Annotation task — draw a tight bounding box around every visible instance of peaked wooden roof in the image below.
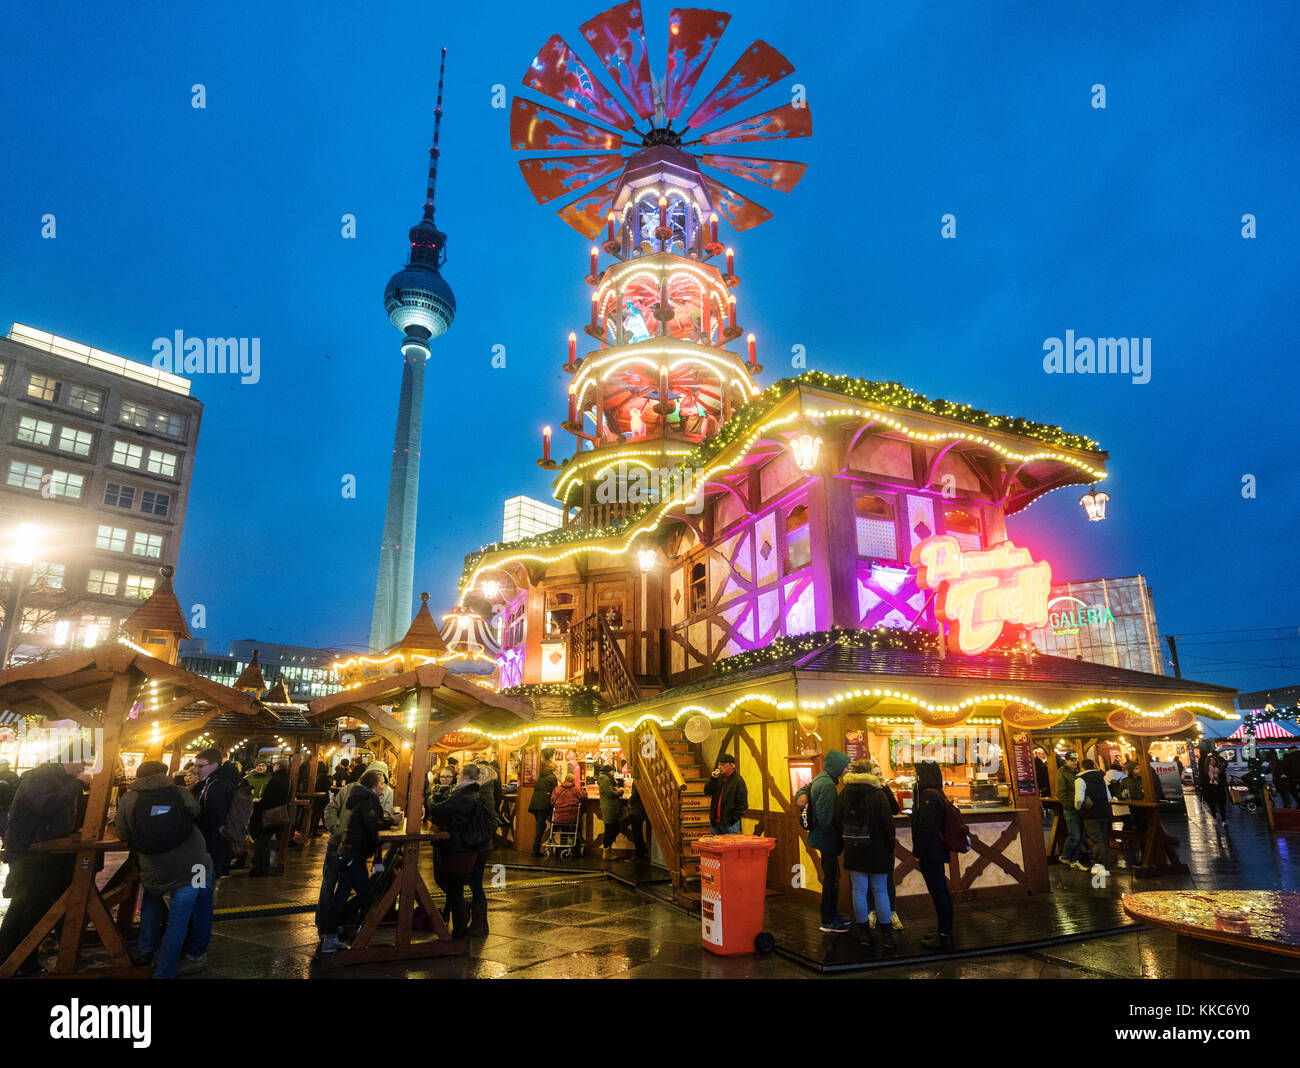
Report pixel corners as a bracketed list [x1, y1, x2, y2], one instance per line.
[263, 678, 293, 704]
[121, 567, 191, 640]
[234, 649, 267, 692]
[385, 593, 449, 656]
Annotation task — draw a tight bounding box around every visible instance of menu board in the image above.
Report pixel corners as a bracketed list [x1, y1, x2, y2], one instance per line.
[844, 730, 867, 762]
[1012, 732, 1038, 796]
[520, 747, 538, 788]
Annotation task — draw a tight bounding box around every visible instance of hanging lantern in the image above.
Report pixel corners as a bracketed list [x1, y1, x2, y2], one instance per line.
[636, 549, 656, 573]
[1079, 485, 1109, 521]
[790, 432, 822, 472]
[482, 580, 501, 601]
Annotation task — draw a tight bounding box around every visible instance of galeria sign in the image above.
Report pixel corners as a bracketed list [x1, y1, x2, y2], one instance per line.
[911, 536, 1051, 655]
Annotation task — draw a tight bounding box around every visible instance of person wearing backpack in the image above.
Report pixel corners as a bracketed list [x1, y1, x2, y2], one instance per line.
[911, 760, 955, 951]
[428, 764, 488, 939]
[834, 760, 898, 950]
[796, 749, 852, 934]
[320, 770, 398, 954]
[1055, 750, 1086, 872]
[114, 761, 214, 978]
[1073, 758, 1111, 876]
[528, 754, 559, 857]
[0, 758, 19, 842]
[0, 758, 89, 974]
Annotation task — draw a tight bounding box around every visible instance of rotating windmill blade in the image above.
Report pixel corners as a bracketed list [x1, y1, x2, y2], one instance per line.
[508, 3, 812, 235]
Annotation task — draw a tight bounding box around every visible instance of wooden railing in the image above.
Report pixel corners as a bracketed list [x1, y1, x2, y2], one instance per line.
[568, 613, 640, 707]
[631, 719, 685, 894]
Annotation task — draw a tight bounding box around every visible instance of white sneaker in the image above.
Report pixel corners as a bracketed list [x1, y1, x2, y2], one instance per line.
[867, 911, 877, 929]
[320, 934, 340, 954]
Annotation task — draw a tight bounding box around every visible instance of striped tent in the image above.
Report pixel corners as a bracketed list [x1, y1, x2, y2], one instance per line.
[1228, 719, 1297, 740]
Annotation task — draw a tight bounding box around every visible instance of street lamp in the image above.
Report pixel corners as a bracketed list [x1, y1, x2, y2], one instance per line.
[636, 549, 657, 573]
[1079, 486, 1109, 521]
[790, 432, 822, 473]
[1, 523, 43, 668]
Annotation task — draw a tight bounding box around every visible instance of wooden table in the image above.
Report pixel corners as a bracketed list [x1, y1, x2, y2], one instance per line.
[1124, 891, 1300, 978]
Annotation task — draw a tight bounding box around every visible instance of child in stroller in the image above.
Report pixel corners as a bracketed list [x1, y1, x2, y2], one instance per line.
[545, 775, 586, 858]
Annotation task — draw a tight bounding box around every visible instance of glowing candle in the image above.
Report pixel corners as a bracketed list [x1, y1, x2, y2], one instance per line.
[590, 246, 598, 277]
[568, 383, 577, 423]
[747, 333, 756, 364]
[726, 247, 734, 276]
[727, 295, 736, 329]
[709, 213, 718, 244]
[606, 212, 616, 243]
[542, 426, 552, 462]
[658, 196, 668, 229]
[568, 331, 577, 364]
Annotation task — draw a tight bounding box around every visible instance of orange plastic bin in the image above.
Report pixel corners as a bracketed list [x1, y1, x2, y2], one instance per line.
[695, 834, 777, 955]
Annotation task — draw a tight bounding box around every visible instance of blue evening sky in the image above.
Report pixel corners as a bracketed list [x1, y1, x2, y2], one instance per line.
[1, 1, 1295, 691]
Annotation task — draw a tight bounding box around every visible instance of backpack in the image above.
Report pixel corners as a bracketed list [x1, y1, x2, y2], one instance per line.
[221, 779, 254, 854]
[923, 789, 971, 853]
[1108, 777, 1128, 801]
[795, 784, 813, 831]
[462, 796, 497, 850]
[130, 786, 192, 854]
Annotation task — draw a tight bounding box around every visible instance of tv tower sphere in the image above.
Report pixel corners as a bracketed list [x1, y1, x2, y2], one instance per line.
[384, 218, 456, 347]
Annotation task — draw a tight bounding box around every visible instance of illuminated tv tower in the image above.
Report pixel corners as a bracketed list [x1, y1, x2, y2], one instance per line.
[370, 48, 456, 651]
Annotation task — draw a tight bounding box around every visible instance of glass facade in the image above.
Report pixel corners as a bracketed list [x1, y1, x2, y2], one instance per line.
[1028, 574, 1164, 674]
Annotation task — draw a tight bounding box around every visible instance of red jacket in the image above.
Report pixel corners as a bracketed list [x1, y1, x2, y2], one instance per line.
[550, 782, 585, 825]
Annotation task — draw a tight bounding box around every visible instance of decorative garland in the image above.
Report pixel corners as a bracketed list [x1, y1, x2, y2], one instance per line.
[500, 683, 598, 698]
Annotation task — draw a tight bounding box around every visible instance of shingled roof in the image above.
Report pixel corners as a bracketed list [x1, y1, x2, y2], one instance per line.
[385, 593, 448, 656]
[121, 566, 191, 639]
[234, 649, 267, 692]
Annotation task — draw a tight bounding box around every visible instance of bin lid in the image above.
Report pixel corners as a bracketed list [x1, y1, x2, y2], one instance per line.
[694, 834, 777, 854]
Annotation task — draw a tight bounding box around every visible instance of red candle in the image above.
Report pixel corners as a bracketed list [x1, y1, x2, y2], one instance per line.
[726, 247, 734, 276]
[568, 331, 577, 364]
[658, 196, 668, 228]
[590, 246, 598, 277]
[590, 293, 599, 329]
[709, 213, 718, 244]
[747, 333, 756, 364]
[606, 212, 616, 243]
[568, 384, 577, 423]
[542, 426, 552, 462]
[727, 295, 736, 329]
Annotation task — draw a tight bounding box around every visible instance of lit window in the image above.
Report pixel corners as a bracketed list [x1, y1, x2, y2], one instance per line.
[86, 569, 120, 595]
[79, 615, 111, 645]
[152, 411, 185, 437]
[104, 482, 135, 509]
[123, 574, 156, 599]
[112, 440, 143, 468]
[140, 490, 169, 516]
[32, 562, 65, 590]
[855, 495, 898, 560]
[57, 427, 94, 456]
[689, 562, 707, 613]
[17, 416, 54, 446]
[47, 471, 84, 500]
[27, 374, 59, 402]
[785, 505, 811, 572]
[131, 532, 163, 558]
[7, 460, 43, 490]
[944, 508, 982, 551]
[66, 385, 102, 415]
[119, 401, 149, 428]
[146, 449, 177, 477]
[96, 525, 128, 552]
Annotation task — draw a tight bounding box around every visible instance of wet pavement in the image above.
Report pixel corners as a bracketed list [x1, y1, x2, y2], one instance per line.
[1, 787, 1294, 978]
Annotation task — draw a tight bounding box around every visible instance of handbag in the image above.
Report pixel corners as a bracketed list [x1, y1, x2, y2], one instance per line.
[262, 804, 290, 827]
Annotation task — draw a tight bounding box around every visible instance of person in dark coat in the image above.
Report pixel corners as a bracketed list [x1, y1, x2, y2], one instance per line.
[912, 760, 954, 951]
[703, 753, 748, 836]
[1199, 752, 1229, 826]
[1074, 759, 1112, 873]
[191, 748, 240, 881]
[320, 770, 395, 954]
[0, 759, 88, 973]
[834, 761, 897, 949]
[528, 756, 559, 857]
[797, 749, 851, 934]
[331, 758, 350, 792]
[597, 763, 626, 858]
[114, 761, 213, 978]
[1034, 751, 1052, 796]
[466, 762, 499, 936]
[623, 780, 649, 860]
[428, 765, 484, 938]
[0, 758, 20, 842]
[249, 763, 291, 877]
[310, 762, 330, 837]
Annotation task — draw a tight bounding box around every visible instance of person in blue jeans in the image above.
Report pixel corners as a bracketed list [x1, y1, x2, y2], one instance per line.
[834, 760, 898, 950]
[704, 753, 747, 835]
[1055, 751, 1086, 871]
[114, 761, 214, 978]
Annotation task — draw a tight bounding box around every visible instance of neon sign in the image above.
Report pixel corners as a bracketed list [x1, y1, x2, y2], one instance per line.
[1047, 595, 1114, 635]
[911, 536, 1051, 655]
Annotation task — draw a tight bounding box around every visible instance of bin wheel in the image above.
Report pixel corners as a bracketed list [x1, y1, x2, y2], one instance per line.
[561, 849, 572, 858]
[1246, 802, 1258, 812]
[754, 931, 776, 955]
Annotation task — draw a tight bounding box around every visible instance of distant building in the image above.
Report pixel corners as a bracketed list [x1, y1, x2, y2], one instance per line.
[502, 495, 563, 542]
[1028, 574, 1164, 674]
[0, 323, 202, 660]
[1236, 683, 1300, 712]
[180, 639, 342, 700]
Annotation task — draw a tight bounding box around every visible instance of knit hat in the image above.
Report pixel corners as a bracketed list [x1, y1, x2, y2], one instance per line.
[367, 761, 390, 781]
[716, 754, 737, 766]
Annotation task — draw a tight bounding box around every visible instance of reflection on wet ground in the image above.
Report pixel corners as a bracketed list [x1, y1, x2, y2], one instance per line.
[0, 788, 1293, 977]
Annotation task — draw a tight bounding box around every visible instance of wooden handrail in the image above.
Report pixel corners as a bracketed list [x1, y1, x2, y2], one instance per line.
[597, 614, 639, 707]
[631, 719, 685, 892]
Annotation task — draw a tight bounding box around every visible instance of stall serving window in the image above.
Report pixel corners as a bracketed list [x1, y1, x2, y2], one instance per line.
[545, 591, 576, 636]
[855, 494, 898, 561]
[944, 507, 982, 551]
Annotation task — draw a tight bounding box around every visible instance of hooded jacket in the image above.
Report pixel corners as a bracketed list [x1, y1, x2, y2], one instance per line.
[703, 766, 748, 827]
[910, 762, 949, 865]
[805, 750, 850, 852]
[429, 782, 482, 854]
[2, 762, 85, 856]
[834, 771, 897, 874]
[549, 781, 585, 825]
[115, 772, 212, 894]
[339, 785, 388, 860]
[529, 761, 559, 814]
[193, 760, 243, 869]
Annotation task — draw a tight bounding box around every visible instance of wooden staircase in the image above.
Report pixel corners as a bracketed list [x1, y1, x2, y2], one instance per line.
[632, 721, 711, 907]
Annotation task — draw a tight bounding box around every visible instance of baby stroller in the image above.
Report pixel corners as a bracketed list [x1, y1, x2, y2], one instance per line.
[544, 818, 583, 859]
